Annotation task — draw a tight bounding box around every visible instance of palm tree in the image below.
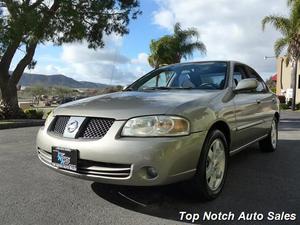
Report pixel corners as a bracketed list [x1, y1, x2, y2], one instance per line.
[172, 23, 207, 63]
[148, 23, 206, 68]
[148, 36, 175, 68]
[262, 0, 300, 110]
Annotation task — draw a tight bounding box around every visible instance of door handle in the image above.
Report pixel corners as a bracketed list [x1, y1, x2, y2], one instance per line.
[256, 100, 261, 104]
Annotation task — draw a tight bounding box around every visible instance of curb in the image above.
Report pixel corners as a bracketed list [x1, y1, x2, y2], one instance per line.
[0, 120, 45, 130]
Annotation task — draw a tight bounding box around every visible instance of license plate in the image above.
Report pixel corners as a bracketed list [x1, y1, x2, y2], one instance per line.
[52, 147, 78, 171]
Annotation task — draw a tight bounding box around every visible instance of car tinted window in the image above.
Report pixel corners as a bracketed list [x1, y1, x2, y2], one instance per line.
[246, 66, 268, 93]
[233, 64, 267, 93]
[233, 65, 247, 86]
[130, 62, 228, 90]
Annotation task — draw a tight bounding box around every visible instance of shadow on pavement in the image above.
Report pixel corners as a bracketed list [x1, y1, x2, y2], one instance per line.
[91, 139, 300, 225]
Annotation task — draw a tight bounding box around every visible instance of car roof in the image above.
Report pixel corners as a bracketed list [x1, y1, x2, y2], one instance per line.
[158, 60, 244, 69]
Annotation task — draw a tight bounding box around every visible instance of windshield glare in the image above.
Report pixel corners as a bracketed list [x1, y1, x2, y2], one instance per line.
[130, 62, 228, 91]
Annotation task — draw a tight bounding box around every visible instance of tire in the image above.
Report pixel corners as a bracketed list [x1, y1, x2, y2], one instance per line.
[259, 117, 278, 152]
[191, 129, 229, 201]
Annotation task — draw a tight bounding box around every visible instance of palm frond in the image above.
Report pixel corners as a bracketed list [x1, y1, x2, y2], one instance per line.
[148, 22, 206, 66]
[287, 0, 294, 6]
[173, 22, 182, 35]
[274, 37, 288, 57]
[287, 0, 300, 6]
[181, 42, 207, 59]
[261, 15, 291, 35]
[148, 54, 158, 68]
[180, 28, 200, 41]
[290, 0, 300, 29]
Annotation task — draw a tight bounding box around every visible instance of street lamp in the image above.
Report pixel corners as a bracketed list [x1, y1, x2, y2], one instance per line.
[265, 56, 284, 90]
[264, 56, 276, 60]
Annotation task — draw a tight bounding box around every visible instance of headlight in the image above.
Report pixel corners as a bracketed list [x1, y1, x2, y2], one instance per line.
[121, 116, 190, 137]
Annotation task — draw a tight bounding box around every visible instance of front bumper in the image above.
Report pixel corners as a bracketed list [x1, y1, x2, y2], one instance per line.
[36, 121, 207, 186]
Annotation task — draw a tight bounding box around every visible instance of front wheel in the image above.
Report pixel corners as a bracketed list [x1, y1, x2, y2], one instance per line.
[191, 130, 228, 201]
[259, 118, 278, 152]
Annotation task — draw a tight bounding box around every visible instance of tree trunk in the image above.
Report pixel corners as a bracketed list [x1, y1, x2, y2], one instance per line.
[0, 83, 24, 119]
[280, 58, 284, 89]
[291, 60, 298, 111]
[0, 42, 37, 119]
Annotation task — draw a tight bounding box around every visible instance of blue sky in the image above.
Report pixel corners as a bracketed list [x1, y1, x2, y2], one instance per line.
[121, 1, 166, 58]
[12, 0, 289, 85]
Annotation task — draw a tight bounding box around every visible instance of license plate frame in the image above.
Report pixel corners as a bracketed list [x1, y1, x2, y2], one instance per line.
[51, 147, 78, 171]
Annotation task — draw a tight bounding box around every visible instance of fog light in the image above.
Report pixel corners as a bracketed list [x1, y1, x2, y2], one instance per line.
[146, 167, 158, 179]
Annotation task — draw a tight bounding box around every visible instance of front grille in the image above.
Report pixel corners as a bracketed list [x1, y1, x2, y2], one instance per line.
[37, 149, 131, 179]
[80, 118, 115, 139]
[52, 116, 70, 136]
[49, 116, 114, 139]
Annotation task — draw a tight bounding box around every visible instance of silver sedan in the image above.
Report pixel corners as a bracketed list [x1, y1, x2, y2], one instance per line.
[36, 61, 279, 200]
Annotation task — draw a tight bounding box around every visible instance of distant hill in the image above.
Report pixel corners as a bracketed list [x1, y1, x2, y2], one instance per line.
[18, 73, 110, 88]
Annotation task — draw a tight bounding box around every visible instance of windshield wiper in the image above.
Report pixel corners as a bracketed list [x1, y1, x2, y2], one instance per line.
[142, 87, 172, 90]
[172, 87, 193, 89]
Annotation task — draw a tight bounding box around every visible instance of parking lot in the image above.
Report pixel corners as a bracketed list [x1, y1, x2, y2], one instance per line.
[0, 111, 299, 225]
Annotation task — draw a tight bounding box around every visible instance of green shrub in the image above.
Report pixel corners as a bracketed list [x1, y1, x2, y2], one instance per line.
[296, 103, 300, 110]
[24, 109, 44, 119]
[280, 103, 290, 110]
[0, 101, 26, 119]
[270, 87, 276, 93]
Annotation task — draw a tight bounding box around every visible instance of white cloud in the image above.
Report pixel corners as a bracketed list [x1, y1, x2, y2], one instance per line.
[153, 0, 289, 78]
[131, 52, 149, 65]
[44, 64, 59, 74]
[153, 9, 175, 30]
[61, 43, 129, 65]
[30, 35, 151, 85]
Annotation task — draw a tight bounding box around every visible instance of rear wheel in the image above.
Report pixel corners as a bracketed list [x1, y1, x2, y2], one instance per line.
[259, 118, 278, 152]
[191, 130, 228, 201]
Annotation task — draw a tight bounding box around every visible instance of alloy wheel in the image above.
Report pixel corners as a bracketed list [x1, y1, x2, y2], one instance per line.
[206, 139, 226, 191]
[271, 120, 277, 149]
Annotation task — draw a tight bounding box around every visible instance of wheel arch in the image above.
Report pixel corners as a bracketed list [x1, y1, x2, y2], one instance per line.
[207, 120, 231, 149]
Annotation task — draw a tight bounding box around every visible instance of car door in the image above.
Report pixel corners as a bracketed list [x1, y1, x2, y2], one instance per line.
[231, 64, 265, 149]
[245, 66, 276, 135]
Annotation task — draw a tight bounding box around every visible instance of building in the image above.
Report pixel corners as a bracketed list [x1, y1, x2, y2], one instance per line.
[271, 74, 277, 83]
[276, 57, 300, 103]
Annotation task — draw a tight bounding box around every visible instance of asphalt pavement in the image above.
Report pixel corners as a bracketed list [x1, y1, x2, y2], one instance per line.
[0, 111, 299, 225]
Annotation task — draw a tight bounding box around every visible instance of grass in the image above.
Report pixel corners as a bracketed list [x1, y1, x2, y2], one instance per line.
[32, 106, 57, 110]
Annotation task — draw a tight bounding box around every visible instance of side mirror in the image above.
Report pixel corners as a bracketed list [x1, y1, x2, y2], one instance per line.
[234, 78, 258, 92]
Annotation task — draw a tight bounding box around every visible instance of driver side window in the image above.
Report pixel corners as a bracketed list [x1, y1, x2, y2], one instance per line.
[233, 65, 267, 93]
[233, 65, 247, 87]
[246, 67, 268, 93]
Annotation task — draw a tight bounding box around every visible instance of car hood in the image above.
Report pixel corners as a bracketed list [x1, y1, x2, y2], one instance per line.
[54, 90, 221, 120]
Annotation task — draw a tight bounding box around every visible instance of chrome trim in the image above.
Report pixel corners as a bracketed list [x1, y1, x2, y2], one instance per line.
[170, 168, 196, 177]
[236, 120, 264, 131]
[37, 148, 132, 179]
[79, 165, 131, 172]
[230, 134, 268, 155]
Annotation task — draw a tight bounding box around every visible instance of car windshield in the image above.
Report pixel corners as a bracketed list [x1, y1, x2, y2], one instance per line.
[129, 62, 228, 91]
